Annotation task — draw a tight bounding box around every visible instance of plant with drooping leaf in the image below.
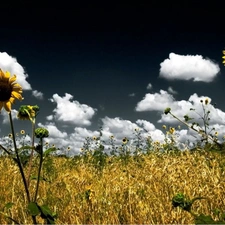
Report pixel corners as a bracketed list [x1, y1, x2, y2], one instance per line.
[0, 69, 57, 224]
[164, 98, 223, 150]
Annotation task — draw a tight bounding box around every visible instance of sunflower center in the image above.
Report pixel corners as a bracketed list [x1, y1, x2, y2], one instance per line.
[0, 81, 12, 101]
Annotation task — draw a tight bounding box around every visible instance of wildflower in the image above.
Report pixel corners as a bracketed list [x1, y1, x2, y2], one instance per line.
[67, 146, 71, 151]
[17, 105, 39, 120]
[34, 128, 49, 139]
[169, 127, 175, 134]
[205, 98, 209, 105]
[135, 128, 139, 132]
[110, 135, 114, 139]
[92, 136, 97, 140]
[177, 125, 181, 129]
[122, 137, 129, 144]
[215, 131, 218, 136]
[222, 50, 225, 65]
[80, 148, 84, 152]
[162, 125, 167, 129]
[20, 130, 25, 135]
[0, 69, 23, 112]
[8, 133, 12, 138]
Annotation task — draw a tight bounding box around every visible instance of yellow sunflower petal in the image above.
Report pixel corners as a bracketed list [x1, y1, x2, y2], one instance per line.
[9, 75, 17, 84]
[9, 97, 15, 104]
[223, 50, 225, 55]
[11, 91, 23, 100]
[4, 101, 12, 112]
[12, 83, 22, 89]
[12, 86, 23, 93]
[5, 71, 10, 79]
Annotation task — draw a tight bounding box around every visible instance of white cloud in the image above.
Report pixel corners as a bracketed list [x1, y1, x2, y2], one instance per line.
[0, 52, 32, 90]
[32, 90, 44, 100]
[159, 53, 220, 82]
[136, 119, 165, 142]
[168, 86, 177, 95]
[49, 93, 96, 126]
[0, 109, 18, 124]
[46, 115, 53, 121]
[135, 90, 174, 111]
[101, 117, 138, 139]
[146, 83, 152, 90]
[38, 122, 68, 138]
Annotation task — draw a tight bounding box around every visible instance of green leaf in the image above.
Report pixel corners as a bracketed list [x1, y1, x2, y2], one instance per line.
[39, 204, 57, 223]
[27, 202, 40, 216]
[4, 202, 14, 210]
[195, 213, 224, 224]
[18, 145, 35, 151]
[30, 175, 49, 182]
[43, 148, 57, 157]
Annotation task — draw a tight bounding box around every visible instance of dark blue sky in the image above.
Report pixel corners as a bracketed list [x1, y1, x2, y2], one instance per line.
[0, 3, 225, 154]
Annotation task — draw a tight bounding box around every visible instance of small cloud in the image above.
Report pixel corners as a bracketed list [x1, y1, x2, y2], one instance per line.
[0, 52, 32, 90]
[135, 90, 174, 111]
[159, 53, 220, 82]
[49, 93, 96, 126]
[168, 86, 178, 95]
[32, 90, 44, 100]
[146, 83, 152, 90]
[46, 115, 53, 121]
[1, 109, 18, 124]
[128, 93, 136, 97]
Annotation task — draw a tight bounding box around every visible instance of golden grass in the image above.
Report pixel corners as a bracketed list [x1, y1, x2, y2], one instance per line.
[1, 150, 225, 224]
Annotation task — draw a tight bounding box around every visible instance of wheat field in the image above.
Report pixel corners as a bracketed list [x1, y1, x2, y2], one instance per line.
[0, 149, 225, 224]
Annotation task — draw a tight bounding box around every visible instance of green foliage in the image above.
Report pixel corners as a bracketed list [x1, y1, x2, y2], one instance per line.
[28, 202, 57, 224]
[172, 193, 225, 224]
[164, 98, 223, 149]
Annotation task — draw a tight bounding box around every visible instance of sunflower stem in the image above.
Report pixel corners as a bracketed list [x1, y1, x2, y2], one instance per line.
[9, 112, 31, 202]
[9, 112, 38, 224]
[169, 111, 222, 148]
[27, 119, 35, 187]
[34, 137, 43, 202]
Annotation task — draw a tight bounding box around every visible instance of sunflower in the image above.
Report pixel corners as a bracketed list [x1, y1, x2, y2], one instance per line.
[222, 50, 225, 65]
[0, 69, 23, 112]
[122, 137, 129, 145]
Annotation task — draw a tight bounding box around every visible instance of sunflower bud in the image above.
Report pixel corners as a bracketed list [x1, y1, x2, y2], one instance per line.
[17, 105, 39, 120]
[164, 108, 171, 115]
[35, 128, 49, 139]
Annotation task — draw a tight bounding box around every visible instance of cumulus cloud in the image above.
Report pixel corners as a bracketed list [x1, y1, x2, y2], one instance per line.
[38, 122, 68, 138]
[0, 52, 32, 90]
[32, 90, 44, 100]
[135, 90, 174, 111]
[159, 53, 220, 82]
[49, 93, 96, 126]
[0, 109, 18, 124]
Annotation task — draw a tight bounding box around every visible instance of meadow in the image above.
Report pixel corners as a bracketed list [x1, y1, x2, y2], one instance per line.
[2, 67, 225, 224]
[1, 146, 225, 224]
